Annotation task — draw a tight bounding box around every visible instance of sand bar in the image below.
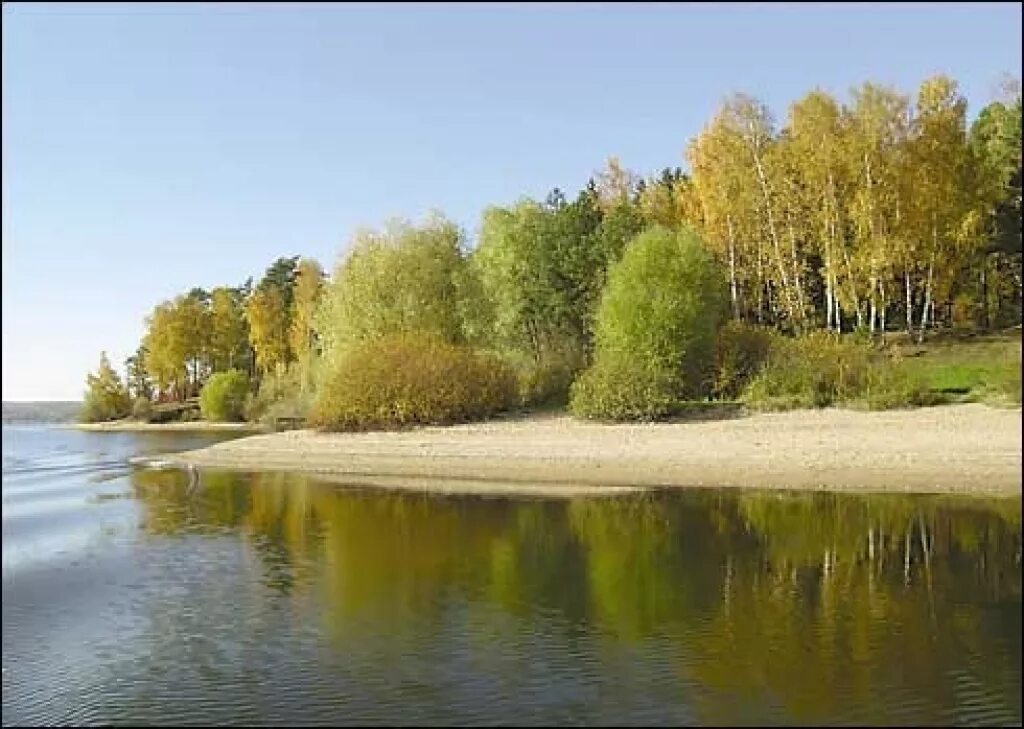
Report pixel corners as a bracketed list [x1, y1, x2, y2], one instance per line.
[157, 404, 1022, 497]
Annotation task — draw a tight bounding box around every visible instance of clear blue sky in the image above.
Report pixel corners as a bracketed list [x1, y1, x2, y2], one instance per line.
[3, 2, 1021, 400]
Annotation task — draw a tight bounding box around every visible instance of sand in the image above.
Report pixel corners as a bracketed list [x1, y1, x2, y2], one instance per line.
[159, 404, 1022, 497]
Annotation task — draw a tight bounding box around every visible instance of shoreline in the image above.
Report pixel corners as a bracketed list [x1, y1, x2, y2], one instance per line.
[69, 421, 268, 433]
[159, 404, 1023, 497]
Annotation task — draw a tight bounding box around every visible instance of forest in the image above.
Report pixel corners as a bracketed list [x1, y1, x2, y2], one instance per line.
[80, 76, 1022, 426]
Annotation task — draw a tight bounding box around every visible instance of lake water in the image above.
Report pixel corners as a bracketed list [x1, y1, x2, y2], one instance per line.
[2, 424, 1021, 726]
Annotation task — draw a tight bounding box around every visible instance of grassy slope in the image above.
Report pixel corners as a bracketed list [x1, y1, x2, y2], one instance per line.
[890, 328, 1022, 405]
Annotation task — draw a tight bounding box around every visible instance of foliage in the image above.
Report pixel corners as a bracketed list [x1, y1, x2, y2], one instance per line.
[99, 74, 1020, 422]
[743, 333, 872, 409]
[742, 332, 940, 410]
[124, 345, 152, 401]
[316, 215, 467, 365]
[310, 333, 517, 431]
[289, 258, 326, 393]
[572, 226, 727, 417]
[79, 352, 131, 423]
[685, 77, 1020, 339]
[969, 96, 1022, 328]
[246, 256, 301, 376]
[713, 321, 773, 399]
[199, 369, 250, 422]
[569, 357, 679, 421]
[507, 347, 586, 408]
[468, 182, 639, 405]
[131, 396, 154, 422]
[853, 365, 943, 410]
[243, 363, 318, 428]
[208, 287, 250, 373]
[247, 286, 291, 376]
[570, 226, 729, 420]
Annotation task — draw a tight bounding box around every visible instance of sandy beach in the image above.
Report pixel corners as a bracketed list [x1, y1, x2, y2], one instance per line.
[156, 404, 1024, 497]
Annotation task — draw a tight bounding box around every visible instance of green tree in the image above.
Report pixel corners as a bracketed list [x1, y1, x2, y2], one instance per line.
[471, 195, 605, 361]
[970, 94, 1022, 327]
[199, 369, 250, 422]
[315, 214, 466, 367]
[289, 258, 326, 392]
[570, 226, 729, 419]
[208, 286, 250, 373]
[79, 352, 131, 423]
[124, 345, 152, 401]
[260, 256, 300, 309]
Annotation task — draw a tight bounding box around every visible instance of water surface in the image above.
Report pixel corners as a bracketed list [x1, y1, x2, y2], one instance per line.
[3, 425, 1021, 725]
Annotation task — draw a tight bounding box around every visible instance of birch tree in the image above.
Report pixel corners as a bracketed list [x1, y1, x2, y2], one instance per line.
[904, 76, 974, 340]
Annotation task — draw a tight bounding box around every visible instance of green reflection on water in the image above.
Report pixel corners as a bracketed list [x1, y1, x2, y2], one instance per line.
[129, 468, 1022, 725]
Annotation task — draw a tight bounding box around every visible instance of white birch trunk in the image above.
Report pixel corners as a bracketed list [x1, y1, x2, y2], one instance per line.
[905, 269, 913, 336]
[879, 279, 887, 344]
[826, 272, 834, 332]
[751, 142, 795, 325]
[727, 215, 740, 321]
[918, 249, 936, 343]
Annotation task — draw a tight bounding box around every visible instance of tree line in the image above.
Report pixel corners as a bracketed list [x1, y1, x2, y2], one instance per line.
[81, 74, 1022, 423]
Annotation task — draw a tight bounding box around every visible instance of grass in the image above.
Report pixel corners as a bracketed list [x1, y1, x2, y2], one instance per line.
[888, 328, 1022, 406]
[742, 327, 1021, 412]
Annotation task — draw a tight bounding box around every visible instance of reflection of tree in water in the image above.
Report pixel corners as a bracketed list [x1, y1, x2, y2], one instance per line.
[683, 492, 1022, 725]
[132, 468, 252, 536]
[129, 472, 1021, 723]
[131, 469, 321, 596]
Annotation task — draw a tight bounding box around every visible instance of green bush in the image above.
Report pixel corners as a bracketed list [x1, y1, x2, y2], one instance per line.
[569, 357, 678, 421]
[713, 321, 772, 399]
[743, 332, 942, 411]
[199, 369, 250, 422]
[505, 348, 586, 408]
[854, 366, 944, 410]
[743, 332, 871, 410]
[310, 333, 518, 431]
[131, 397, 154, 422]
[569, 226, 729, 420]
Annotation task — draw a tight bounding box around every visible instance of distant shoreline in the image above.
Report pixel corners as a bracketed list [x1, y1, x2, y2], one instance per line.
[158, 404, 1023, 497]
[68, 421, 268, 433]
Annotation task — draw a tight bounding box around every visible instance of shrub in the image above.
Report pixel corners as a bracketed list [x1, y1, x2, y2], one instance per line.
[743, 332, 871, 410]
[743, 332, 944, 411]
[569, 357, 678, 421]
[713, 321, 772, 400]
[568, 226, 729, 420]
[505, 348, 586, 408]
[199, 369, 250, 422]
[131, 397, 154, 422]
[854, 366, 944, 410]
[310, 333, 518, 431]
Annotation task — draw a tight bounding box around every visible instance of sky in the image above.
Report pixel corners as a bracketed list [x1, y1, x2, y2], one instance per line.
[2, 2, 1021, 401]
